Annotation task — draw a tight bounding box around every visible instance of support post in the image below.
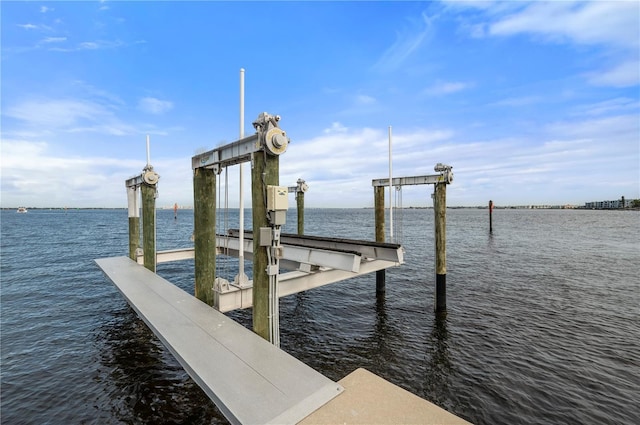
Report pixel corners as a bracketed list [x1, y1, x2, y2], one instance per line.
[296, 188, 304, 235]
[252, 152, 279, 341]
[489, 200, 493, 234]
[374, 185, 386, 293]
[141, 182, 157, 272]
[434, 183, 447, 313]
[193, 167, 216, 306]
[127, 186, 140, 261]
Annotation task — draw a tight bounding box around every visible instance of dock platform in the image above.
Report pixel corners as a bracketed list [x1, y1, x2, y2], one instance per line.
[301, 368, 471, 424]
[96, 256, 472, 424]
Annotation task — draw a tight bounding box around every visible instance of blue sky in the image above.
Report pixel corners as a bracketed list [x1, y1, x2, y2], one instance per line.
[2, 1, 639, 208]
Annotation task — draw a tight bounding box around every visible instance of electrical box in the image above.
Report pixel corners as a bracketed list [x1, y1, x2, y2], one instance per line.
[267, 186, 289, 211]
[259, 227, 272, 246]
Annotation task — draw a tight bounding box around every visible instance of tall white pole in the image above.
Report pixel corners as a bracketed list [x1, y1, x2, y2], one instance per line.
[146, 134, 151, 168]
[238, 68, 246, 284]
[388, 126, 393, 242]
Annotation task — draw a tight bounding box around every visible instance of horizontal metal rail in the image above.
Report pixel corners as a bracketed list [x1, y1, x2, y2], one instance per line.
[215, 258, 399, 312]
[218, 234, 362, 272]
[372, 174, 448, 187]
[192, 134, 259, 170]
[228, 230, 404, 263]
[125, 174, 144, 188]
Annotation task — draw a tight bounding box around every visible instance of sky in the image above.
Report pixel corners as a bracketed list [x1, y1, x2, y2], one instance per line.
[1, 1, 639, 208]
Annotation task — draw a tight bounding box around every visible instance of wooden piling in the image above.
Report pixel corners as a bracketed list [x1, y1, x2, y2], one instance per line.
[252, 152, 279, 341]
[296, 190, 304, 235]
[141, 182, 157, 272]
[374, 185, 386, 293]
[127, 186, 140, 261]
[434, 183, 446, 313]
[489, 200, 493, 234]
[193, 167, 216, 306]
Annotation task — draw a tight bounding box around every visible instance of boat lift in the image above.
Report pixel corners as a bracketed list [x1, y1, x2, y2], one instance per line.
[188, 112, 404, 346]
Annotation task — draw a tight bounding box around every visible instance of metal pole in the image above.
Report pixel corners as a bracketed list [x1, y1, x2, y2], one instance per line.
[434, 183, 447, 313]
[238, 68, 247, 286]
[374, 185, 386, 293]
[193, 167, 216, 306]
[388, 126, 393, 242]
[146, 134, 151, 168]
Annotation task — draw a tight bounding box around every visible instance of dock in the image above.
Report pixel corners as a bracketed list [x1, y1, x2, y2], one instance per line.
[96, 255, 472, 424]
[96, 256, 343, 424]
[109, 107, 467, 423]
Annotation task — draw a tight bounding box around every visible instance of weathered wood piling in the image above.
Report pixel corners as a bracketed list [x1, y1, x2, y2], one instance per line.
[296, 179, 306, 235]
[193, 167, 216, 306]
[251, 150, 279, 341]
[374, 185, 386, 294]
[434, 182, 447, 313]
[141, 177, 157, 273]
[489, 200, 493, 234]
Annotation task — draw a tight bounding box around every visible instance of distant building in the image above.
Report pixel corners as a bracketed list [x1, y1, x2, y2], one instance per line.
[585, 197, 627, 209]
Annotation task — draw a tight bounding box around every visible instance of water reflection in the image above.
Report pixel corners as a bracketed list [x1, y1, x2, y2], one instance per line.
[99, 307, 227, 424]
[424, 312, 455, 408]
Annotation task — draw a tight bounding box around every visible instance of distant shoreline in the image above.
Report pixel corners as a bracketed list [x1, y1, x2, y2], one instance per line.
[2, 206, 639, 211]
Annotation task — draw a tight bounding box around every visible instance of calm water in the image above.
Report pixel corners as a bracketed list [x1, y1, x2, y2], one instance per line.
[1, 208, 638, 424]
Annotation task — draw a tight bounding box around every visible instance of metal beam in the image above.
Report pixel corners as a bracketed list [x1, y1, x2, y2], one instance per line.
[215, 259, 399, 312]
[372, 174, 449, 187]
[149, 231, 404, 268]
[228, 230, 404, 264]
[217, 235, 362, 272]
[192, 134, 260, 171]
[125, 174, 144, 188]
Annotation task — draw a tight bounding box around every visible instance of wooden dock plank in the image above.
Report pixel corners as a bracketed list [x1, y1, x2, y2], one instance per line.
[95, 256, 343, 425]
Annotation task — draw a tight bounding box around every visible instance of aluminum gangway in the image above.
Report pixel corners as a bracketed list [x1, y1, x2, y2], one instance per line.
[96, 256, 343, 425]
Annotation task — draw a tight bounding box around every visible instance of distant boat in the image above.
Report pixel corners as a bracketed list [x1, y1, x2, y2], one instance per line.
[17, 207, 27, 213]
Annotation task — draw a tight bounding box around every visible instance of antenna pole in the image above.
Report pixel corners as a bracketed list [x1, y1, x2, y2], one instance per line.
[238, 68, 246, 285]
[388, 126, 393, 241]
[146, 134, 151, 168]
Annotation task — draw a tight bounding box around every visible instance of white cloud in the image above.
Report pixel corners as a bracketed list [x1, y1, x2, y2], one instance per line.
[41, 37, 67, 44]
[79, 42, 99, 50]
[18, 23, 39, 30]
[5, 99, 108, 127]
[453, 1, 639, 89]
[488, 95, 542, 107]
[279, 124, 457, 207]
[355, 94, 376, 105]
[2, 111, 637, 208]
[40, 6, 53, 13]
[0, 139, 142, 208]
[4, 97, 138, 137]
[138, 97, 174, 114]
[424, 81, 473, 95]
[488, 2, 639, 49]
[48, 39, 126, 52]
[587, 59, 640, 88]
[323, 122, 348, 134]
[572, 98, 640, 117]
[373, 12, 435, 72]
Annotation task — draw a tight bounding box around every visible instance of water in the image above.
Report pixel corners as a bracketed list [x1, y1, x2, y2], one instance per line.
[1, 208, 638, 424]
